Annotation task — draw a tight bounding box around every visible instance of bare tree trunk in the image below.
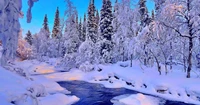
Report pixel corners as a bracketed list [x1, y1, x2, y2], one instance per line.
[156, 58, 161, 75]
[130, 54, 133, 67]
[150, 50, 161, 75]
[183, 56, 187, 72]
[170, 42, 173, 70]
[187, 38, 193, 78]
[165, 62, 168, 75]
[122, 47, 125, 62]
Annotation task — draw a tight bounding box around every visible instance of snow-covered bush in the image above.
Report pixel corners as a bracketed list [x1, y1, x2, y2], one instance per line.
[77, 40, 99, 66]
[17, 34, 33, 60]
[118, 61, 129, 68]
[60, 53, 77, 71]
[79, 61, 95, 72]
[27, 84, 47, 97]
[4, 63, 31, 79]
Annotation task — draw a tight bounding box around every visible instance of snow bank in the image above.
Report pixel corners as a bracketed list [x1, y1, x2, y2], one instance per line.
[0, 58, 79, 105]
[111, 93, 163, 105]
[39, 93, 79, 105]
[43, 60, 200, 104]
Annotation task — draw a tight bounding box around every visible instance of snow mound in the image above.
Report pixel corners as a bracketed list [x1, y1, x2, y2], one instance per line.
[39, 93, 79, 105]
[111, 93, 164, 105]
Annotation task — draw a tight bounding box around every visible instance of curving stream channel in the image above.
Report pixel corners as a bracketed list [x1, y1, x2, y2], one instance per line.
[58, 81, 194, 105]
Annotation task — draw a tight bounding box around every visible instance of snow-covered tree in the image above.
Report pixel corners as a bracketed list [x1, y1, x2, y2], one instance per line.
[32, 28, 49, 60]
[112, 0, 140, 63]
[95, 10, 100, 33]
[155, 0, 200, 78]
[52, 7, 60, 38]
[87, 0, 98, 43]
[151, 10, 155, 20]
[0, 0, 22, 65]
[43, 14, 50, 37]
[25, 30, 33, 45]
[81, 14, 87, 42]
[78, 18, 83, 42]
[99, 0, 114, 63]
[138, 0, 150, 26]
[58, 0, 81, 70]
[64, 0, 80, 55]
[17, 30, 33, 60]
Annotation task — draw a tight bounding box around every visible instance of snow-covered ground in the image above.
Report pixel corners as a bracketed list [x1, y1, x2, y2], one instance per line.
[0, 49, 79, 105]
[111, 93, 164, 105]
[1, 54, 200, 105]
[36, 59, 200, 105]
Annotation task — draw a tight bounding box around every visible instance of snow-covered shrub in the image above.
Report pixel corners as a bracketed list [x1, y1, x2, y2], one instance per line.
[27, 84, 47, 97]
[60, 53, 77, 71]
[118, 61, 129, 68]
[11, 93, 38, 105]
[4, 63, 31, 79]
[79, 61, 95, 72]
[17, 35, 33, 60]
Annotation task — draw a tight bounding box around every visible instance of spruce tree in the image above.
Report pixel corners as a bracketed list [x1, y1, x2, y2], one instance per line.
[99, 0, 114, 63]
[76, 13, 79, 29]
[139, 0, 149, 26]
[95, 10, 100, 33]
[82, 13, 87, 42]
[25, 30, 33, 45]
[87, 0, 97, 43]
[113, 0, 119, 33]
[79, 18, 83, 41]
[52, 7, 60, 38]
[151, 10, 155, 20]
[43, 14, 50, 38]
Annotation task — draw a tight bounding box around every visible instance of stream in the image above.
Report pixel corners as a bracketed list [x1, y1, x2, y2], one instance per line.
[58, 81, 195, 105]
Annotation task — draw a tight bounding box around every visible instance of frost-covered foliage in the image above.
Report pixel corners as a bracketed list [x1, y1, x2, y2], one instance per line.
[154, 0, 200, 78]
[77, 40, 99, 66]
[0, 0, 21, 65]
[27, 0, 39, 23]
[60, 0, 81, 69]
[64, 0, 80, 55]
[79, 61, 95, 72]
[0, 0, 38, 65]
[112, 0, 140, 63]
[25, 30, 33, 45]
[17, 31, 33, 60]
[32, 28, 49, 60]
[99, 0, 114, 63]
[87, 0, 98, 43]
[52, 7, 60, 38]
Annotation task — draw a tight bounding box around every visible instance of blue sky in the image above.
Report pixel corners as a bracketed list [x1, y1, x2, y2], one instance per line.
[20, 0, 155, 36]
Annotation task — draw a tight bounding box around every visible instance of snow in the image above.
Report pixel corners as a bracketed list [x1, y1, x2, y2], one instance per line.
[1, 45, 200, 105]
[0, 53, 79, 105]
[111, 93, 162, 105]
[39, 93, 79, 105]
[42, 59, 200, 105]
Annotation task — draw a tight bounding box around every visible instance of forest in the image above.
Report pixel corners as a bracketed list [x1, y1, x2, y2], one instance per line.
[0, 0, 200, 105]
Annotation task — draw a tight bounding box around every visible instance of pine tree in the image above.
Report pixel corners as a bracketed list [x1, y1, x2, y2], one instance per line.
[79, 18, 83, 41]
[139, 0, 149, 26]
[52, 7, 60, 38]
[87, 0, 97, 43]
[64, 0, 80, 54]
[25, 30, 33, 45]
[95, 10, 100, 33]
[113, 0, 119, 33]
[99, 0, 114, 63]
[43, 14, 50, 38]
[151, 10, 155, 20]
[76, 13, 79, 29]
[82, 13, 87, 42]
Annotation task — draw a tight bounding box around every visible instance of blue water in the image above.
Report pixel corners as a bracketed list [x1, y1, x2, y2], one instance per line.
[58, 81, 195, 105]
